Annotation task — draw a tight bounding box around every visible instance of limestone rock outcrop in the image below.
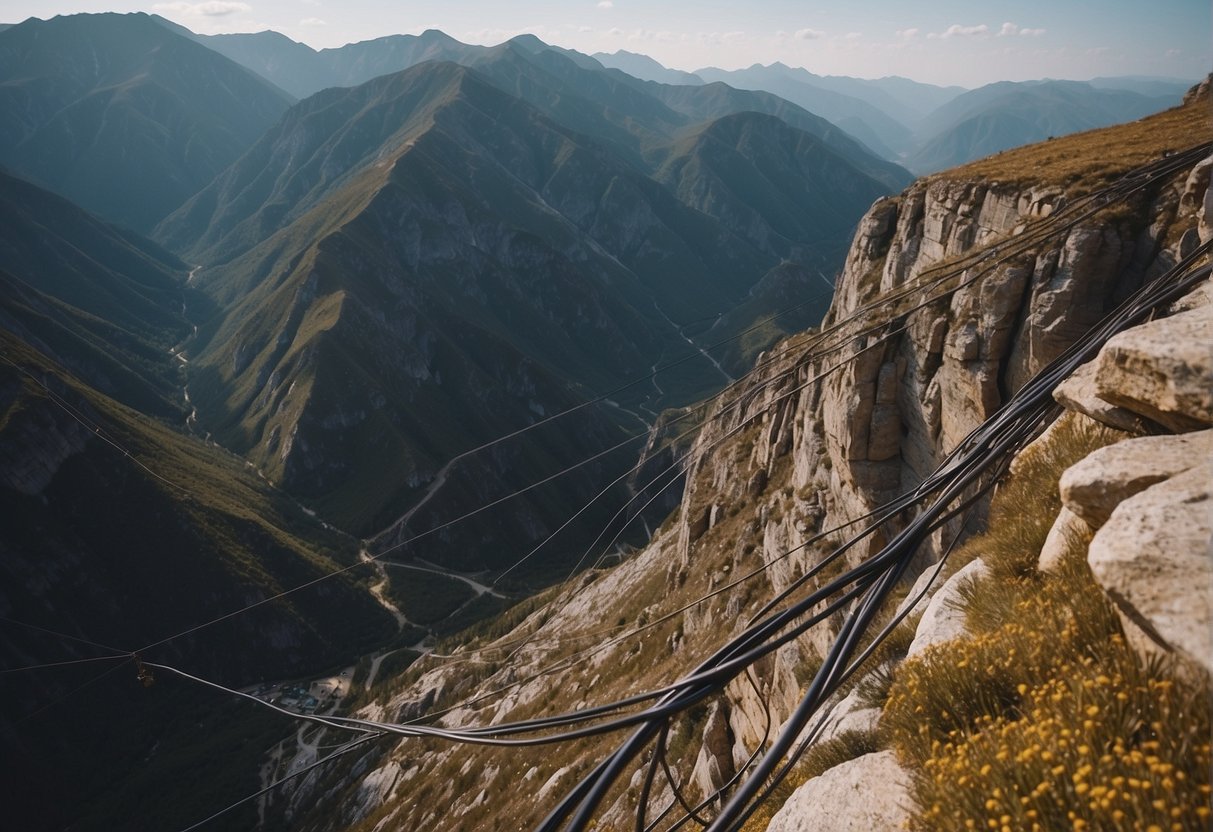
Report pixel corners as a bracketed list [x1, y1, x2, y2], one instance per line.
[1060, 430, 1213, 528]
[1092, 301, 1213, 431]
[1048, 277, 1212, 675]
[906, 558, 989, 657]
[1052, 361, 1149, 433]
[765, 750, 911, 832]
[1087, 465, 1212, 676]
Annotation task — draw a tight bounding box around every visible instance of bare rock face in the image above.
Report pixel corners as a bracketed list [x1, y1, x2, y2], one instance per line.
[814, 163, 1188, 541]
[1038, 507, 1094, 574]
[1182, 154, 1213, 243]
[1052, 361, 1149, 433]
[1086, 465, 1213, 677]
[812, 688, 882, 745]
[1059, 430, 1213, 528]
[906, 558, 988, 657]
[765, 750, 911, 832]
[691, 700, 736, 801]
[1093, 302, 1213, 431]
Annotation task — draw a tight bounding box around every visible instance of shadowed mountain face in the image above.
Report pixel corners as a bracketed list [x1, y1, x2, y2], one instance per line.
[0, 171, 395, 832]
[0, 12, 293, 231]
[0, 169, 190, 416]
[154, 46, 902, 566]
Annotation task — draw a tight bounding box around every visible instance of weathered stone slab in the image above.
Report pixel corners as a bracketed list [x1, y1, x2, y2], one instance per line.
[1093, 303, 1213, 431]
[766, 750, 911, 832]
[1038, 506, 1094, 574]
[1087, 465, 1213, 677]
[907, 558, 989, 657]
[1059, 430, 1213, 528]
[1053, 360, 1148, 433]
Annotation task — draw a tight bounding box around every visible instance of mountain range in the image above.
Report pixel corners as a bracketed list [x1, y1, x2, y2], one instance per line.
[150, 30, 907, 558]
[142, 14, 1191, 176]
[0, 13, 293, 231]
[905, 78, 1189, 172]
[0, 10, 1204, 831]
[590, 53, 1190, 173]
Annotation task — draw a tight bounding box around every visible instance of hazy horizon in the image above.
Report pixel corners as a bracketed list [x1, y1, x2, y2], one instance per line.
[4, 0, 1209, 88]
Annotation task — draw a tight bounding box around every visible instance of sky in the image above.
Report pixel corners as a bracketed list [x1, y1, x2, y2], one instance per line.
[5, 0, 1210, 87]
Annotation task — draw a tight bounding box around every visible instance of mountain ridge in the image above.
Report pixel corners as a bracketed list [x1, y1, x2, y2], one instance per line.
[151, 44, 905, 554]
[0, 12, 294, 231]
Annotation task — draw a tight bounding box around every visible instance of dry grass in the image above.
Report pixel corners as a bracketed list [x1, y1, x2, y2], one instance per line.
[884, 567, 1212, 832]
[937, 88, 1212, 195]
[975, 413, 1124, 581]
[879, 409, 1212, 832]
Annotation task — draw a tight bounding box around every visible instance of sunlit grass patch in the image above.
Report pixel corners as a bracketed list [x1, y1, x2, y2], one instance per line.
[880, 405, 1212, 831]
[938, 90, 1212, 196]
[888, 626, 1211, 832]
[973, 413, 1123, 580]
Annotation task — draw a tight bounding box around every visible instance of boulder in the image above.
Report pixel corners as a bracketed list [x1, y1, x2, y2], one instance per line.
[907, 558, 989, 657]
[1087, 465, 1213, 677]
[691, 701, 736, 800]
[1093, 303, 1213, 431]
[1053, 360, 1148, 432]
[1038, 507, 1094, 574]
[810, 688, 882, 746]
[1059, 430, 1213, 528]
[896, 561, 951, 619]
[765, 750, 911, 832]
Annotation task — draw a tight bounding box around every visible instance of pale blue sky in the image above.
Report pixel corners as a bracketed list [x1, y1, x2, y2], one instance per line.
[7, 0, 1210, 86]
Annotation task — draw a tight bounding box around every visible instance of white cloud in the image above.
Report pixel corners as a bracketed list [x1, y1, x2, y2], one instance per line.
[794, 27, 825, 40]
[843, 31, 862, 41]
[153, 1, 252, 16]
[928, 23, 990, 40]
[996, 22, 1046, 38]
[597, 0, 613, 8]
[896, 27, 919, 40]
[299, 16, 325, 25]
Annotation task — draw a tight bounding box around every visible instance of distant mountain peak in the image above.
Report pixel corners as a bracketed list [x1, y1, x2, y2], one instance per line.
[0, 11, 293, 230]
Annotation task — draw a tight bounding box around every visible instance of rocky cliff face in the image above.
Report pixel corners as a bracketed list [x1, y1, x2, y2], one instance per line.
[654, 140, 1209, 767]
[274, 93, 1211, 831]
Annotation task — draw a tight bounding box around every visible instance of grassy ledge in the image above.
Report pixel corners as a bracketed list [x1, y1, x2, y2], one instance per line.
[880, 414, 1213, 832]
